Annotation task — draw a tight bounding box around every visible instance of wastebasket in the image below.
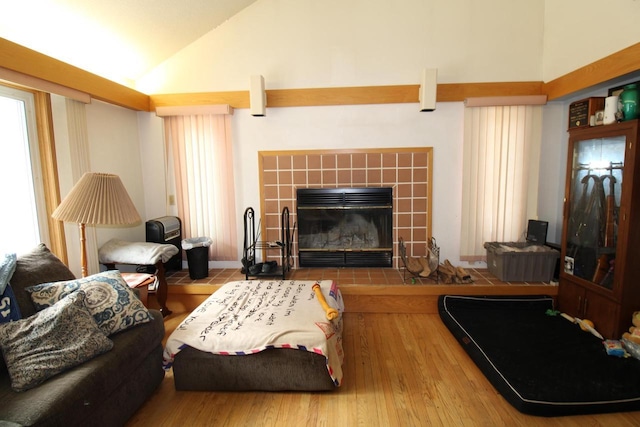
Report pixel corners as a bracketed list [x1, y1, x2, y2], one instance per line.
[182, 237, 212, 279]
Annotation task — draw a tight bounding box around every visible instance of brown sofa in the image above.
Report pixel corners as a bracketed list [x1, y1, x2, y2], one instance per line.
[0, 244, 165, 427]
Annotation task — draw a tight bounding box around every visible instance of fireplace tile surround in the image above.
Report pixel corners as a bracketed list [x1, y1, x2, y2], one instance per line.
[258, 148, 433, 270]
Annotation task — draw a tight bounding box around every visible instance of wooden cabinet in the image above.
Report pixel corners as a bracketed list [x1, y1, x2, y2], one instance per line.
[557, 120, 640, 339]
[557, 279, 620, 338]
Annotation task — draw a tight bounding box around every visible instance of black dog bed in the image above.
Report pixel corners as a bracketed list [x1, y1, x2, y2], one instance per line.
[438, 295, 640, 416]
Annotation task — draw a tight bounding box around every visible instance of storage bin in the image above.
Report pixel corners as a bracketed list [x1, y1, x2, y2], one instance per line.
[484, 242, 559, 282]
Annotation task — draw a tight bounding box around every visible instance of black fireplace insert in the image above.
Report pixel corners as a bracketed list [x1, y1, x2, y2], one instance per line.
[297, 187, 393, 267]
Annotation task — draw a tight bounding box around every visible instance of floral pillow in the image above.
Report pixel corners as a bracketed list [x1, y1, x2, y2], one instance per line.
[26, 270, 151, 336]
[0, 290, 113, 391]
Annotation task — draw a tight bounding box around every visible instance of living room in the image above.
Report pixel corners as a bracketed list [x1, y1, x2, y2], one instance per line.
[1, 1, 638, 277]
[1, 0, 640, 425]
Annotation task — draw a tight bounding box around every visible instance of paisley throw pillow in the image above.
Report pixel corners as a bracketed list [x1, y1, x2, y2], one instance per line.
[0, 290, 113, 391]
[26, 270, 151, 336]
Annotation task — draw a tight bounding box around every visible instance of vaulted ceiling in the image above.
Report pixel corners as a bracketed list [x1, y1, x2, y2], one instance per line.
[0, 0, 258, 86]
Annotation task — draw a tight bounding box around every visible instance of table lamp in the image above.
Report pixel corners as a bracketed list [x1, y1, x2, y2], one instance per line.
[52, 172, 141, 277]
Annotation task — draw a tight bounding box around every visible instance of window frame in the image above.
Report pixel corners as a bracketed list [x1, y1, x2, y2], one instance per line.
[1, 82, 66, 262]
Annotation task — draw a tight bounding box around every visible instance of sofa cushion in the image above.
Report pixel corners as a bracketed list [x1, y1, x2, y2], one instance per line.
[0, 290, 113, 392]
[0, 309, 165, 426]
[26, 270, 151, 336]
[9, 244, 76, 318]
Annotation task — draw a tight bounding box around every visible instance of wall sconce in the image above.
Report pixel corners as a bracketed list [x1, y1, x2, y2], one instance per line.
[419, 68, 438, 112]
[250, 75, 267, 116]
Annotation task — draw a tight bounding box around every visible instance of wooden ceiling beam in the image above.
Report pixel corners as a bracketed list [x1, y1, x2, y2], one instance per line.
[0, 38, 150, 111]
[3, 36, 639, 111]
[544, 42, 640, 101]
[150, 81, 545, 110]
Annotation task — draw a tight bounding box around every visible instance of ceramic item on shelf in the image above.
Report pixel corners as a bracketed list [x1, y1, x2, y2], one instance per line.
[603, 95, 620, 125]
[620, 84, 639, 121]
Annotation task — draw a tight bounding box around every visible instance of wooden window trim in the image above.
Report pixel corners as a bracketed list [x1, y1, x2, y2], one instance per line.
[33, 91, 67, 263]
[1, 82, 67, 263]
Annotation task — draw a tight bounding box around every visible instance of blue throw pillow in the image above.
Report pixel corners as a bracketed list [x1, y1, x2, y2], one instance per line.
[0, 285, 21, 324]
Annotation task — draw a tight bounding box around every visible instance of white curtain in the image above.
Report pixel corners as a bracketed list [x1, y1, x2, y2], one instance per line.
[163, 114, 238, 261]
[460, 105, 542, 262]
[64, 99, 97, 274]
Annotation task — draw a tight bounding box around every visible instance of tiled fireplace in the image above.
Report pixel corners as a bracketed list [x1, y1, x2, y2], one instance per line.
[258, 148, 433, 269]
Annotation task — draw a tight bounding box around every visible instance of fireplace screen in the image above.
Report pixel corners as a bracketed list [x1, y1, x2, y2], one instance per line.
[297, 187, 392, 267]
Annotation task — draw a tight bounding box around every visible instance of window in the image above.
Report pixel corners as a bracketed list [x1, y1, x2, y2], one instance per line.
[0, 86, 48, 254]
[0, 84, 65, 259]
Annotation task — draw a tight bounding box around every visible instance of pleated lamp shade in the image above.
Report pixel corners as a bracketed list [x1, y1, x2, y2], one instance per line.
[52, 172, 141, 225]
[53, 172, 140, 277]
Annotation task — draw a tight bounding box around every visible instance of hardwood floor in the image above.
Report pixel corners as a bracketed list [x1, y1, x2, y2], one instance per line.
[126, 310, 640, 426]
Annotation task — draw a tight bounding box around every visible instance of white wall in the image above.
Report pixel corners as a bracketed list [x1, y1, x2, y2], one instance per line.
[234, 102, 465, 262]
[84, 101, 147, 246]
[136, 100, 465, 266]
[52, 98, 147, 276]
[542, 0, 640, 82]
[137, 112, 169, 219]
[538, 102, 567, 244]
[137, 0, 545, 94]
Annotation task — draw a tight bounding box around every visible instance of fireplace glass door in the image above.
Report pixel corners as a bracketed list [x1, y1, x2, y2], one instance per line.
[297, 187, 392, 267]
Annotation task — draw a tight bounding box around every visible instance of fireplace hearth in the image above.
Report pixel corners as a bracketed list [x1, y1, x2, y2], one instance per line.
[297, 187, 393, 267]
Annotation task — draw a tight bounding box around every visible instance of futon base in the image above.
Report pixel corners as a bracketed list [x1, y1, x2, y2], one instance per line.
[173, 346, 336, 391]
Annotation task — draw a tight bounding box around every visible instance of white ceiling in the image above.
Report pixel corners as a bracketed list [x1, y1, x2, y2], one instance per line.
[0, 0, 258, 86]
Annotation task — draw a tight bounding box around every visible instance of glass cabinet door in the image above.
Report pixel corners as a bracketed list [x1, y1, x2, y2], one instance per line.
[565, 134, 625, 289]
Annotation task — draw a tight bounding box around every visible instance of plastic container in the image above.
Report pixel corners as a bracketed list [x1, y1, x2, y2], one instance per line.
[484, 242, 559, 282]
[182, 237, 212, 279]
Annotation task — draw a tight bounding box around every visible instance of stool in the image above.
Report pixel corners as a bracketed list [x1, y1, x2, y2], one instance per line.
[98, 239, 179, 316]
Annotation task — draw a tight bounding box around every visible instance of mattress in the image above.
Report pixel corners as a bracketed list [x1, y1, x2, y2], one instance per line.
[438, 294, 640, 416]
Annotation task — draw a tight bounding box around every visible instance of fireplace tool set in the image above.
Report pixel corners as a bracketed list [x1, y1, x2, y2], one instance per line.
[242, 206, 293, 280]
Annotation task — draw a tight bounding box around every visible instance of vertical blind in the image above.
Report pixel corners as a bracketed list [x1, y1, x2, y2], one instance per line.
[460, 105, 542, 262]
[163, 114, 238, 261]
